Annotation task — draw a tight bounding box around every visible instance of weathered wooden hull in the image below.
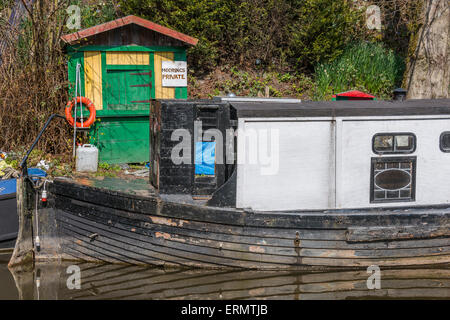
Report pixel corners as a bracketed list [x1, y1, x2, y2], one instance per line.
[15, 177, 449, 270]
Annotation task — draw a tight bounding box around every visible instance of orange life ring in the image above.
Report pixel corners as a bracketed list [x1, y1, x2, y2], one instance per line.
[65, 97, 96, 128]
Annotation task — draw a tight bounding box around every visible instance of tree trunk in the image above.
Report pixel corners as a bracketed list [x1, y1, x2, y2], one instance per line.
[404, 0, 449, 99]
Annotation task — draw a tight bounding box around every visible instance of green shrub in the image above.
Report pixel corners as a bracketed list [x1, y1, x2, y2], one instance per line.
[314, 42, 405, 100]
[287, 0, 364, 71]
[118, 0, 293, 74]
[118, 0, 234, 73]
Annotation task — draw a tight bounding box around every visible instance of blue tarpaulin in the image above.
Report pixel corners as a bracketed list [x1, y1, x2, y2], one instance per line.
[195, 142, 216, 175]
[0, 179, 16, 196]
[0, 168, 47, 196]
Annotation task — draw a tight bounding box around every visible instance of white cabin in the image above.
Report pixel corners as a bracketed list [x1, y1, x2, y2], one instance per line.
[232, 99, 450, 211]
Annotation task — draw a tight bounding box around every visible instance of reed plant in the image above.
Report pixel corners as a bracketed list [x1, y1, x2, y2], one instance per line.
[314, 42, 405, 100]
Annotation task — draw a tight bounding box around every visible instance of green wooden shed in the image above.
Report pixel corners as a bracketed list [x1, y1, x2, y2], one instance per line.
[62, 15, 198, 164]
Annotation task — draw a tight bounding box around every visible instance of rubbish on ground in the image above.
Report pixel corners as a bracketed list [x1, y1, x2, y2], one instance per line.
[124, 168, 149, 177]
[0, 160, 19, 180]
[36, 160, 50, 171]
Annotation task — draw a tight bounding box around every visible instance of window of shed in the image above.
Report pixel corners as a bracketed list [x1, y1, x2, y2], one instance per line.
[373, 133, 415, 154]
[440, 132, 450, 152]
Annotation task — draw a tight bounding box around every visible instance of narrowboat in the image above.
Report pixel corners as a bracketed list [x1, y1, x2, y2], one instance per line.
[9, 97, 450, 270]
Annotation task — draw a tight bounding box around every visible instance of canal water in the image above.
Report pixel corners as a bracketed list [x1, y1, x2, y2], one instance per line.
[1, 253, 449, 300]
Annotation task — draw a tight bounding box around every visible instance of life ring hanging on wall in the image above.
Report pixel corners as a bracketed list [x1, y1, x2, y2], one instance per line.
[65, 96, 96, 128]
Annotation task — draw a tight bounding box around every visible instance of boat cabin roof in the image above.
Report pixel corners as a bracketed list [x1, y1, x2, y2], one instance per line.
[231, 99, 450, 118]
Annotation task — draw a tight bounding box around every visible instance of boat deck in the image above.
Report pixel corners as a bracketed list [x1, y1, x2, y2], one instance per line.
[66, 175, 156, 198]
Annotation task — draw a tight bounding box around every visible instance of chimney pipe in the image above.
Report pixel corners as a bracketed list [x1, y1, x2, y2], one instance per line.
[393, 88, 407, 101]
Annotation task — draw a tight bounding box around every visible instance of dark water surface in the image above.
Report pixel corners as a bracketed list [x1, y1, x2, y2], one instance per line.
[1, 254, 449, 300]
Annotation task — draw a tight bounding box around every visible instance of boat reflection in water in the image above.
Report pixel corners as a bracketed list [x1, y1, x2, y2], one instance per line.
[6, 262, 450, 300]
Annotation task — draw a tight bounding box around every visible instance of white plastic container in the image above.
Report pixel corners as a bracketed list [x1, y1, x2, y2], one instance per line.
[76, 144, 99, 172]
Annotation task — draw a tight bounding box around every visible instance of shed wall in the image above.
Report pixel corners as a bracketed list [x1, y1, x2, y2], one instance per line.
[68, 47, 187, 164]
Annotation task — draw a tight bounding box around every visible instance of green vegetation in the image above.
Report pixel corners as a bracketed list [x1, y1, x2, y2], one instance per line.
[314, 42, 405, 100]
[119, 0, 408, 100]
[0, 0, 420, 159]
[118, 0, 367, 73]
[287, 0, 365, 70]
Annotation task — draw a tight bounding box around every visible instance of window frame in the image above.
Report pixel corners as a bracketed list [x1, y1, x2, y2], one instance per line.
[370, 156, 417, 204]
[372, 132, 416, 155]
[439, 132, 450, 153]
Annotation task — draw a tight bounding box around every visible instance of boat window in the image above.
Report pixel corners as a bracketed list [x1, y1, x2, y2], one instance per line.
[440, 132, 450, 152]
[373, 133, 415, 154]
[370, 157, 416, 203]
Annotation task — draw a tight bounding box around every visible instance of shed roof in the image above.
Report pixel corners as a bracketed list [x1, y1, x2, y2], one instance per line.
[61, 15, 198, 46]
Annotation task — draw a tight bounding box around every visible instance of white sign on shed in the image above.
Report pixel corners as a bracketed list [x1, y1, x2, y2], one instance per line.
[161, 61, 187, 87]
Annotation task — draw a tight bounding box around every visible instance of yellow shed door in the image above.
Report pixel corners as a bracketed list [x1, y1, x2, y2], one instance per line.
[154, 52, 175, 99]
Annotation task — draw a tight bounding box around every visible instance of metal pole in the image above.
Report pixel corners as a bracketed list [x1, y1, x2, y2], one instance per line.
[73, 63, 81, 158]
[19, 114, 66, 177]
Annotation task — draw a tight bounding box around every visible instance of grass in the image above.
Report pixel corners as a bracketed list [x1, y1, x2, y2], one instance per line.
[314, 42, 405, 100]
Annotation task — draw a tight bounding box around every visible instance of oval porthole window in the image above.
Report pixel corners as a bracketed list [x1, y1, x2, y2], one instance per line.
[370, 157, 416, 203]
[374, 169, 411, 191]
[373, 133, 416, 154]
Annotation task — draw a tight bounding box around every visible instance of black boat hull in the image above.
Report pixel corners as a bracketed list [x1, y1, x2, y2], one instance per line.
[9, 177, 448, 270]
[0, 194, 18, 250]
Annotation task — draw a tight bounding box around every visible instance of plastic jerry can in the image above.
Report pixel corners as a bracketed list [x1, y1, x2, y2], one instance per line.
[76, 144, 99, 172]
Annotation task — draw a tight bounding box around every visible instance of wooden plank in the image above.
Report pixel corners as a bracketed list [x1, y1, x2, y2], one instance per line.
[59, 206, 450, 260]
[300, 255, 450, 267]
[58, 214, 289, 269]
[56, 194, 450, 250]
[8, 178, 34, 267]
[84, 51, 103, 110]
[57, 206, 450, 271]
[347, 225, 450, 242]
[106, 52, 149, 65]
[154, 52, 175, 99]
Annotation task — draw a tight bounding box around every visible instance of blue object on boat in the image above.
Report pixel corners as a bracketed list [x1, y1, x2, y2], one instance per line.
[0, 168, 47, 196]
[195, 142, 216, 175]
[27, 168, 47, 178]
[0, 179, 16, 196]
